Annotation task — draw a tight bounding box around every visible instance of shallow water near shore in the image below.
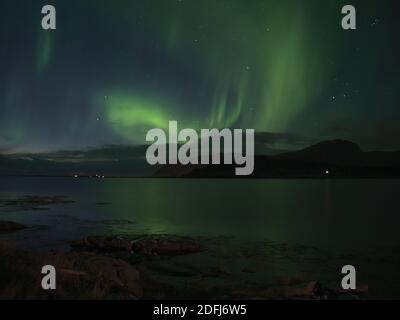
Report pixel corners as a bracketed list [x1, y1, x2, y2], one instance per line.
[1, 177, 400, 299]
[1, 177, 400, 253]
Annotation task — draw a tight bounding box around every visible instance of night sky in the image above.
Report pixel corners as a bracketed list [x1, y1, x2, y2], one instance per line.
[0, 0, 399, 153]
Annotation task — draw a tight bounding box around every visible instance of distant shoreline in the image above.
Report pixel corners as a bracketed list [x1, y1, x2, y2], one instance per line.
[1, 174, 400, 180]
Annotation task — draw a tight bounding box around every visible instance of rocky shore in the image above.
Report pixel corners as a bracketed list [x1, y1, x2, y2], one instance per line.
[0, 195, 74, 212]
[0, 221, 27, 234]
[0, 221, 372, 300]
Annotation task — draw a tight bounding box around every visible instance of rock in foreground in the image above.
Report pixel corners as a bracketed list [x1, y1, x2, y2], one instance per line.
[0, 221, 27, 234]
[71, 235, 208, 257]
[132, 236, 208, 256]
[71, 236, 133, 253]
[0, 241, 142, 300]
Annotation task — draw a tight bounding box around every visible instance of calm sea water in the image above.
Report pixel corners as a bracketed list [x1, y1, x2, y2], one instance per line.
[1, 177, 400, 253]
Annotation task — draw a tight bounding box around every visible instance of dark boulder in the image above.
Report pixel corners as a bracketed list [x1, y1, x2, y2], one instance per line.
[0, 241, 143, 300]
[0, 221, 27, 233]
[132, 236, 207, 256]
[71, 236, 133, 253]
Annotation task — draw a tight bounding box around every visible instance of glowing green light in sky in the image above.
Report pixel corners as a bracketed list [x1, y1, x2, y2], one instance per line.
[104, 94, 186, 143]
[36, 32, 51, 75]
[95, 0, 336, 144]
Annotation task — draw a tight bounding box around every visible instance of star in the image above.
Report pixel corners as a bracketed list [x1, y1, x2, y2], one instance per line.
[371, 18, 380, 27]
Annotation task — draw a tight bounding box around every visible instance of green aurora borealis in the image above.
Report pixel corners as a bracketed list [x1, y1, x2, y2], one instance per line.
[0, 0, 399, 151]
[101, 0, 335, 140]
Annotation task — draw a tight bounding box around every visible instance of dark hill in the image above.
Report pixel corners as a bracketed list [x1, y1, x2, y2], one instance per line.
[2, 140, 400, 178]
[276, 140, 364, 166]
[155, 140, 400, 178]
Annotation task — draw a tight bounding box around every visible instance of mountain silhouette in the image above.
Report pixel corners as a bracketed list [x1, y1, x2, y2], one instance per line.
[276, 140, 363, 166]
[156, 140, 400, 178]
[1, 140, 400, 178]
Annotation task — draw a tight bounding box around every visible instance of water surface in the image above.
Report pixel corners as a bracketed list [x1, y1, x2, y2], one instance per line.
[1, 177, 399, 253]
